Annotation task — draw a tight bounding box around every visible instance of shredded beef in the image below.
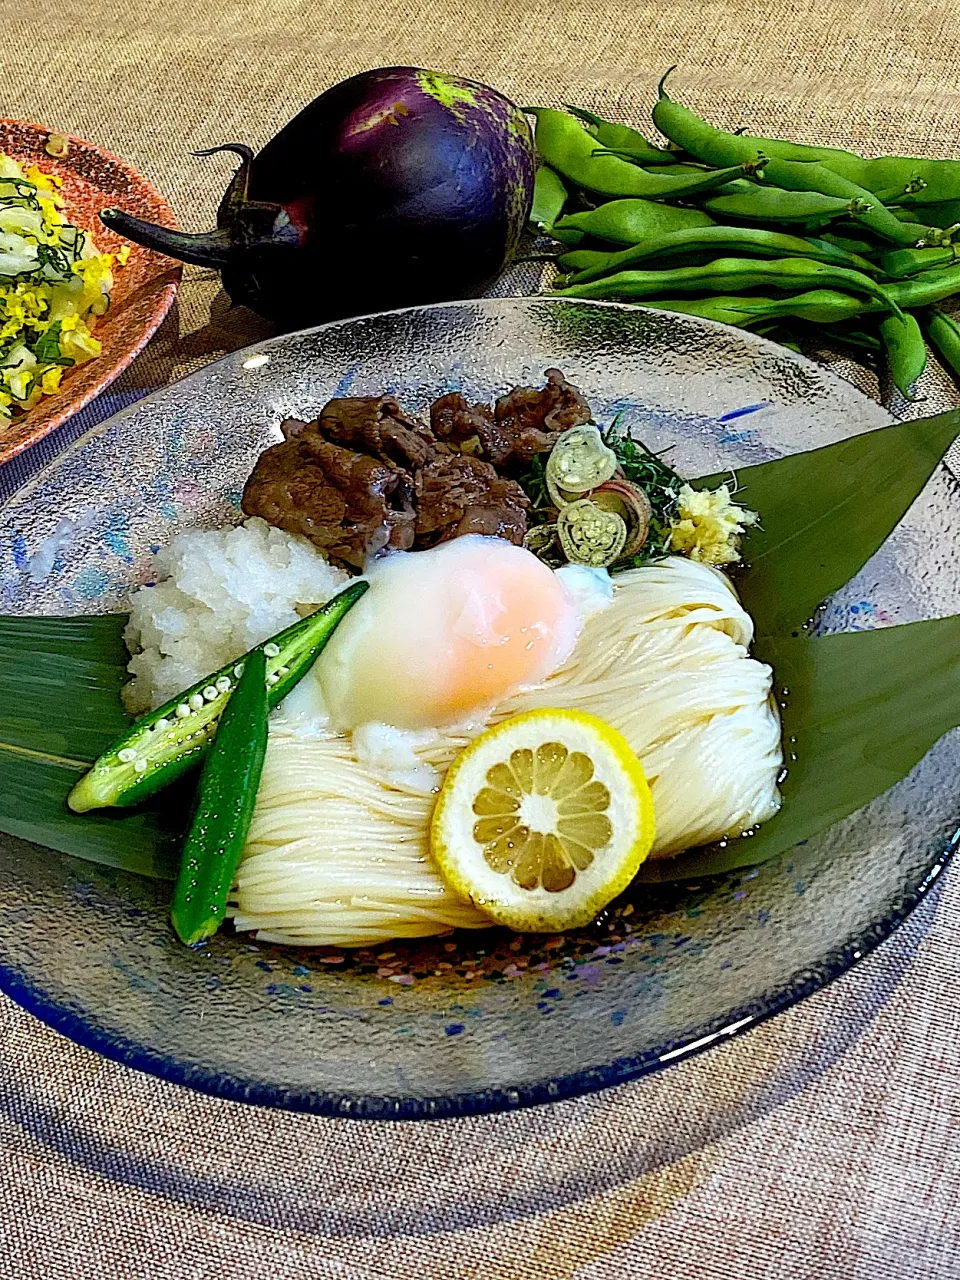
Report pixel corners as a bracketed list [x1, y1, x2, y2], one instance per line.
[415, 453, 529, 547]
[429, 370, 591, 470]
[241, 372, 590, 568]
[492, 367, 592, 465]
[429, 393, 514, 467]
[319, 396, 436, 470]
[241, 417, 417, 570]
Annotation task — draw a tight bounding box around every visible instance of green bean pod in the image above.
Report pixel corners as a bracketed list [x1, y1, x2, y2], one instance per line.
[652, 69, 960, 205]
[529, 107, 753, 200]
[556, 247, 626, 274]
[879, 312, 927, 397]
[556, 225, 881, 285]
[555, 198, 715, 245]
[879, 246, 960, 278]
[922, 307, 960, 379]
[700, 180, 866, 225]
[872, 179, 930, 204]
[530, 165, 569, 231]
[651, 77, 937, 246]
[564, 104, 677, 164]
[752, 323, 803, 352]
[551, 255, 899, 312]
[547, 225, 586, 246]
[892, 199, 960, 230]
[641, 290, 874, 325]
[885, 262, 960, 308]
[170, 647, 268, 947]
[818, 231, 885, 258]
[726, 290, 881, 324]
[598, 157, 707, 173]
[888, 220, 959, 246]
[639, 296, 774, 326]
[831, 159, 960, 204]
[826, 325, 883, 353]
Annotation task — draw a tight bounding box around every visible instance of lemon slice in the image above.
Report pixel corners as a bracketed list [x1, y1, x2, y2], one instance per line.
[431, 709, 655, 932]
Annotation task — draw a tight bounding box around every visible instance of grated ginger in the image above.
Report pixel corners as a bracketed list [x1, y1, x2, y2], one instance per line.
[666, 482, 759, 566]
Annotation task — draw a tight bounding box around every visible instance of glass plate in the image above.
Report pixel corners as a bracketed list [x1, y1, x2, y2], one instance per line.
[0, 297, 956, 1119]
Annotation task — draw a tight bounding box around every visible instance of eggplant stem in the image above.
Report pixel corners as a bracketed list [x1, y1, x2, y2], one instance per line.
[99, 209, 234, 268]
[192, 143, 255, 164]
[193, 144, 255, 218]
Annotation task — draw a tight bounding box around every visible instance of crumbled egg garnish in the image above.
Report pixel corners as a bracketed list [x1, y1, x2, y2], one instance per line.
[0, 152, 116, 428]
[666, 482, 759, 566]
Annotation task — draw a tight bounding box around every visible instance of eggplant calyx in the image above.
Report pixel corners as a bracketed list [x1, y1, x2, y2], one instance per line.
[192, 143, 255, 164]
[231, 202, 301, 251]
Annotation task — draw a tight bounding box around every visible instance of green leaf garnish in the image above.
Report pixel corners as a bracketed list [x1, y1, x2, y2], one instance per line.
[31, 321, 74, 367]
[692, 408, 960, 639]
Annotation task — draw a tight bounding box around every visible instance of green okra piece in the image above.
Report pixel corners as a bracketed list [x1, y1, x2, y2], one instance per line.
[170, 647, 268, 947]
[68, 580, 368, 813]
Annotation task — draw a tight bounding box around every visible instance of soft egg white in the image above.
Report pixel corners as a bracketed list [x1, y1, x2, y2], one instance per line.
[315, 536, 592, 732]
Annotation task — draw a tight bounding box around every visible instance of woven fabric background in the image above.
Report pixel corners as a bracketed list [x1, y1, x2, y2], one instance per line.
[2, 2, 960, 1275]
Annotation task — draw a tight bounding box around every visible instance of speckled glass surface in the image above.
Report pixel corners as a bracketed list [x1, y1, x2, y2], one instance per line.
[0, 297, 956, 1120]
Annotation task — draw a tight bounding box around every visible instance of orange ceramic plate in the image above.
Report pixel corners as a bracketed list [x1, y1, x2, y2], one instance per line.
[0, 119, 180, 463]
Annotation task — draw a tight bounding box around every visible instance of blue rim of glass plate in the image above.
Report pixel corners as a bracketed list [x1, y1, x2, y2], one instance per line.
[0, 838, 953, 1120]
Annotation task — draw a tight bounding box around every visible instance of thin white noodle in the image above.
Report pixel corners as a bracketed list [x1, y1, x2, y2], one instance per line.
[233, 558, 782, 947]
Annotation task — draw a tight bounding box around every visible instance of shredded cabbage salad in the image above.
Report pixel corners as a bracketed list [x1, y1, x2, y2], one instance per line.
[0, 152, 127, 429]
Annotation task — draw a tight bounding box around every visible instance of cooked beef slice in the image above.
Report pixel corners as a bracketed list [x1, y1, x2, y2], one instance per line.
[241, 418, 416, 569]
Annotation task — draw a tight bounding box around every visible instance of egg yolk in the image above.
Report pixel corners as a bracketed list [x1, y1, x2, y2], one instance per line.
[317, 536, 581, 731]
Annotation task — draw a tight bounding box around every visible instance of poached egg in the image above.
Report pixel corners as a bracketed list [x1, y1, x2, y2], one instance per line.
[316, 536, 602, 731]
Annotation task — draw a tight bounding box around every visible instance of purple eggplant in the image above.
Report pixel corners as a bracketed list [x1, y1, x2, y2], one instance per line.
[100, 67, 535, 327]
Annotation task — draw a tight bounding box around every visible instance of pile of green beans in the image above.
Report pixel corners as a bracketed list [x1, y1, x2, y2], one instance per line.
[530, 72, 960, 398]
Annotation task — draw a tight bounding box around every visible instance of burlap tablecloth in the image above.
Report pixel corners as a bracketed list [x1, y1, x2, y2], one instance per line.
[3, 4, 960, 1275]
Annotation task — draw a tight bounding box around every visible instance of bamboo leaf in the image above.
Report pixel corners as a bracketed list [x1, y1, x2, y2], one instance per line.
[638, 614, 960, 881]
[0, 613, 130, 758]
[692, 409, 960, 637]
[0, 752, 182, 879]
[0, 613, 181, 878]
